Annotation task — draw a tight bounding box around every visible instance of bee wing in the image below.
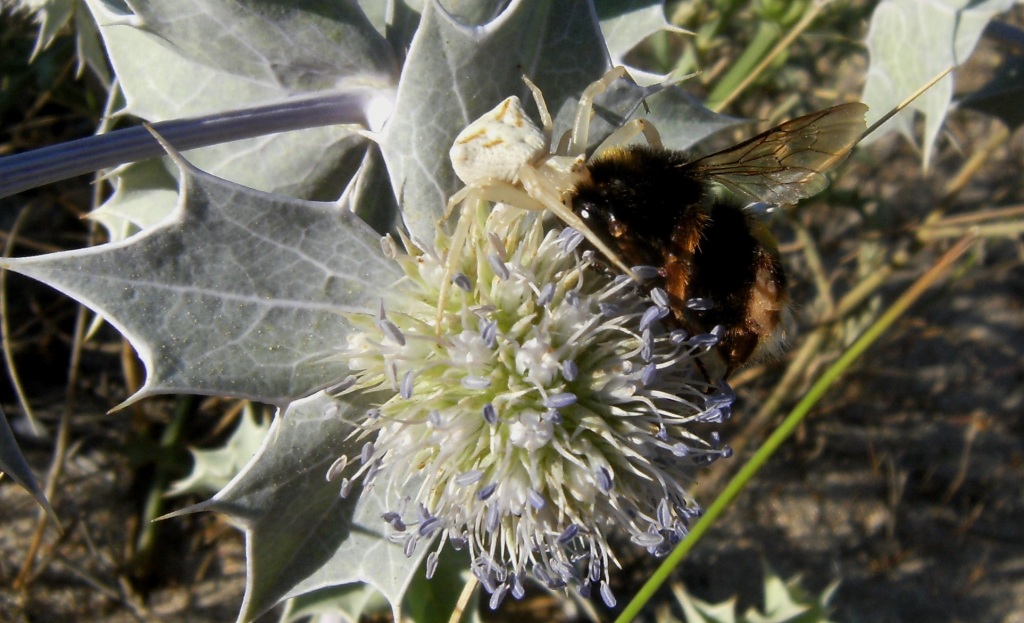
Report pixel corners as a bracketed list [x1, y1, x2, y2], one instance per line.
[683, 103, 868, 206]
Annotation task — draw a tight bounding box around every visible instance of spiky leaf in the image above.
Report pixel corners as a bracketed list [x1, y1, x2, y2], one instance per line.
[206, 391, 425, 623]
[1, 145, 399, 406]
[861, 0, 1020, 168]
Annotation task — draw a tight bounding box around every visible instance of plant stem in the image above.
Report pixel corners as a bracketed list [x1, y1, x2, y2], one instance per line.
[707, 20, 782, 110]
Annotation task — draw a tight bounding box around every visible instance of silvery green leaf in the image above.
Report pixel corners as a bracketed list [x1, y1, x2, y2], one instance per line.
[1, 144, 399, 406]
[671, 560, 838, 623]
[85, 0, 396, 120]
[89, 160, 179, 241]
[346, 146, 401, 236]
[368, 0, 424, 55]
[359, 0, 393, 36]
[74, 2, 112, 84]
[16, 0, 74, 59]
[168, 404, 271, 497]
[675, 586, 739, 623]
[79, 0, 399, 230]
[746, 560, 838, 623]
[126, 0, 395, 92]
[205, 391, 424, 623]
[861, 0, 1019, 169]
[639, 86, 740, 152]
[280, 583, 391, 623]
[0, 406, 60, 530]
[597, 0, 675, 66]
[14, 0, 111, 84]
[437, 0, 516, 24]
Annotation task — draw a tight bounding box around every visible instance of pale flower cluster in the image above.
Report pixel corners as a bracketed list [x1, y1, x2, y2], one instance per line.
[332, 203, 732, 607]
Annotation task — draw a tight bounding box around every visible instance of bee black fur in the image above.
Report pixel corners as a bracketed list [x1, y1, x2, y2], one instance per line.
[570, 103, 866, 378]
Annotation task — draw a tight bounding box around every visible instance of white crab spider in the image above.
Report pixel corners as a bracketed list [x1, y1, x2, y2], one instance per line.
[438, 67, 665, 323]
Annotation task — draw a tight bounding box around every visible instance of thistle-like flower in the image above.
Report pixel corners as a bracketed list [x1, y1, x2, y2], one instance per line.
[331, 203, 733, 608]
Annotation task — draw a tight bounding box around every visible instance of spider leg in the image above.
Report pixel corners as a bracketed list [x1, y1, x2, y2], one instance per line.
[568, 66, 631, 157]
[436, 181, 549, 331]
[439, 185, 475, 227]
[590, 118, 664, 159]
[518, 166, 639, 281]
[522, 76, 553, 149]
[455, 180, 549, 212]
[554, 131, 572, 156]
[436, 188, 479, 332]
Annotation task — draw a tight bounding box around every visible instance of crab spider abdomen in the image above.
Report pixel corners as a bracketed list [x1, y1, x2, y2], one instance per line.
[449, 96, 547, 186]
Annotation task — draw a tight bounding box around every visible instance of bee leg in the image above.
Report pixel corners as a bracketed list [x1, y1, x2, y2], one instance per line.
[694, 358, 714, 386]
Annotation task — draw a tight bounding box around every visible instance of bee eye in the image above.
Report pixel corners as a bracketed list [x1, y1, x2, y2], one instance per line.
[578, 205, 609, 225]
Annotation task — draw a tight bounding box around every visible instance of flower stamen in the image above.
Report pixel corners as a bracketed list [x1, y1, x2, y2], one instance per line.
[332, 204, 733, 604]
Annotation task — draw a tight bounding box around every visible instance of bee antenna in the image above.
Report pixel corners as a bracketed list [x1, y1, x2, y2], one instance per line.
[861, 66, 954, 141]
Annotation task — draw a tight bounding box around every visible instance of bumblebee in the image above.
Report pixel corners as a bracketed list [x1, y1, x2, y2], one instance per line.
[446, 68, 866, 377]
[571, 103, 867, 377]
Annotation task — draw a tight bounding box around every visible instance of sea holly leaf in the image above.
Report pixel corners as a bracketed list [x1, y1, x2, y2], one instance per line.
[346, 146, 402, 236]
[16, 0, 110, 84]
[362, 0, 424, 58]
[671, 560, 837, 623]
[745, 562, 838, 623]
[73, 2, 112, 84]
[597, 0, 678, 68]
[125, 0, 396, 92]
[438, 0, 518, 25]
[861, 0, 1020, 168]
[0, 406, 60, 530]
[676, 588, 739, 623]
[0, 143, 400, 406]
[640, 86, 739, 152]
[80, 0, 399, 229]
[280, 583, 392, 623]
[84, 0, 396, 120]
[168, 404, 271, 497]
[17, 0, 74, 59]
[89, 159, 179, 241]
[206, 391, 426, 623]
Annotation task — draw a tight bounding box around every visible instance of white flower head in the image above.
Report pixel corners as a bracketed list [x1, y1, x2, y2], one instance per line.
[332, 203, 733, 608]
